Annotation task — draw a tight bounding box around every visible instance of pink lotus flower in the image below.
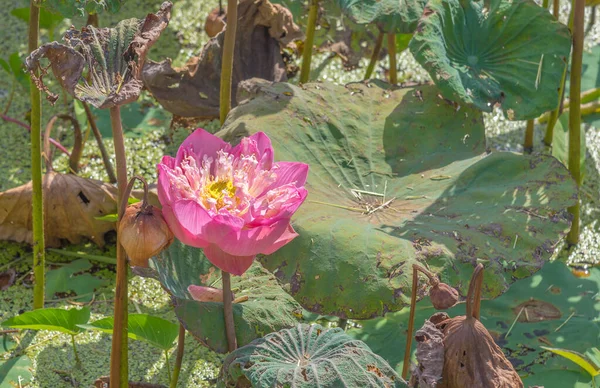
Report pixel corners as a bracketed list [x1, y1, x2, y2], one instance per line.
[157, 129, 308, 276]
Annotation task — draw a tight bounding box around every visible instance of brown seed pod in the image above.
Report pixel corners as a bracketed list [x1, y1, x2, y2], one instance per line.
[119, 202, 174, 267]
[205, 6, 226, 38]
[429, 281, 459, 310]
[436, 264, 523, 388]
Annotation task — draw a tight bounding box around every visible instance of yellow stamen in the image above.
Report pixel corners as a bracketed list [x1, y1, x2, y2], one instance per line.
[203, 179, 236, 209]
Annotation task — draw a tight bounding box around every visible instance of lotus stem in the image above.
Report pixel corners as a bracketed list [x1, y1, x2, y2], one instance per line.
[2, 114, 71, 156]
[553, 0, 559, 17]
[109, 106, 129, 388]
[338, 318, 348, 331]
[543, 57, 569, 145]
[586, 6, 596, 36]
[71, 334, 81, 366]
[222, 271, 237, 352]
[412, 263, 439, 286]
[540, 88, 600, 123]
[170, 324, 185, 388]
[29, 0, 45, 311]
[42, 114, 82, 174]
[568, 0, 584, 245]
[300, 0, 319, 84]
[164, 350, 172, 382]
[364, 31, 384, 80]
[86, 12, 99, 27]
[524, 120, 534, 153]
[543, 0, 549, 8]
[387, 33, 397, 84]
[3, 77, 16, 115]
[121, 175, 150, 216]
[401, 266, 419, 379]
[219, 0, 238, 125]
[83, 102, 117, 183]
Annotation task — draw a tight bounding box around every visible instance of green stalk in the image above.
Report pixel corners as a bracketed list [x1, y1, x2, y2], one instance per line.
[524, 120, 534, 153]
[543, 5, 573, 146]
[71, 334, 80, 366]
[387, 33, 397, 84]
[553, 0, 559, 17]
[109, 106, 129, 387]
[364, 31, 385, 80]
[170, 324, 186, 388]
[222, 271, 237, 352]
[29, 0, 45, 310]
[300, 0, 319, 84]
[402, 266, 419, 379]
[82, 102, 117, 183]
[164, 350, 172, 382]
[543, 0, 549, 8]
[219, 0, 238, 125]
[567, 0, 584, 245]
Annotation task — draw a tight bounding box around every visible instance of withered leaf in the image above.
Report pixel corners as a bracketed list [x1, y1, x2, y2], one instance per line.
[0, 269, 16, 291]
[142, 0, 302, 118]
[411, 319, 445, 388]
[0, 172, 118, 248]
[25, 2, 172, 109]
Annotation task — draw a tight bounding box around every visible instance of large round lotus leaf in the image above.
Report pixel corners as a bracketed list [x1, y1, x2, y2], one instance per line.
[144, 239, 302, 353]
[217, 80, 577, 319]
[336, 0, 426, 33]
[409, 0, 571, 120]
[347, 262, 600, 387]
[219, 323, 405, 387]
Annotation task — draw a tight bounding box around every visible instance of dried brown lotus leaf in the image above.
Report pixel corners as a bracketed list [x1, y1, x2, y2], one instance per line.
[0, 171, 118, 247]
[142, 0, 303, 118]
[25, 2, 172, 108]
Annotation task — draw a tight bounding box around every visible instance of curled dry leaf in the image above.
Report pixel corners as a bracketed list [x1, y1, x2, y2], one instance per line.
[414, 265, 523, 388]
[25, 2, 172, 108]
[142, 0, 303, 118]
[205, 6, 226, 38]
[0, 171, 118, 247]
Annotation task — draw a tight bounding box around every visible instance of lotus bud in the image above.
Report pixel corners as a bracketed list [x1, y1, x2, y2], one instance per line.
[429, 280, 459, 310]
[119, 202, 174, 267]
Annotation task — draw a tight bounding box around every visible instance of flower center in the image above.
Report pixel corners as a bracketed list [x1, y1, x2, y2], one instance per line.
[204, 179, 236, 209]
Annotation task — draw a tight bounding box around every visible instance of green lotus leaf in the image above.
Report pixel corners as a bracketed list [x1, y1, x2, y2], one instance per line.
[219, 323, 405, 387]
[39, 0, 124, 18]
[25, 2, 172, 109]
[409, 0, 571, 120]
[336, 0, 426, 33]
[348, 261, 600, 387]
[217, 80, 577, 319]
[142, 239, 303, 353]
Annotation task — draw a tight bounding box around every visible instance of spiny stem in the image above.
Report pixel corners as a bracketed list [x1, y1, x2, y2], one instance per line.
[524, 120, 534, 153]
[109, 106, 129, 388]
[29, 0, 45, 311]
[71, 334, 80, 366]
[401, 267, 419, 379]
[170, 324, 186, 388]
[83, 102, 117, 183]
[543, 61, 568, 145]
[364, 32, 384, 80]
[222, 271, 237, 352]
[300, 0, 319, 84]
[387, 33, 397, 84]
[219, 0, 238, 125]
[568, 0, 584, 245]
[165, 350, 172, 382]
